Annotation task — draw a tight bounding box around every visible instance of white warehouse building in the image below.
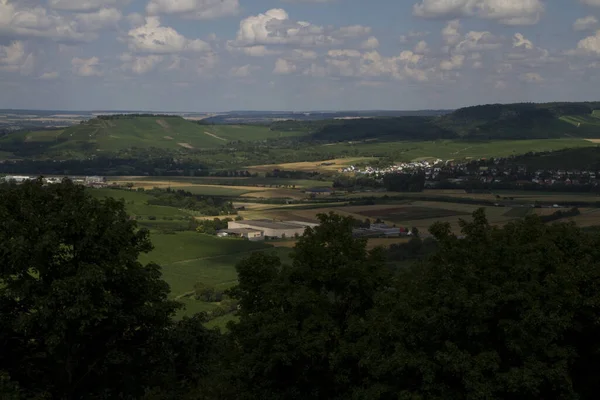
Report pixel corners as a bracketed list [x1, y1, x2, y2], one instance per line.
[227, 219, 318, 239]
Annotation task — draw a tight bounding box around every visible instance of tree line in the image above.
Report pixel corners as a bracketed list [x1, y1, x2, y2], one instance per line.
[2, 180, 600, 399]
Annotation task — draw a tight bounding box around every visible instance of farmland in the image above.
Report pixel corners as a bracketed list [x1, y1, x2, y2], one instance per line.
[202, 124, 306, 141]
[313, 139, 594, 162]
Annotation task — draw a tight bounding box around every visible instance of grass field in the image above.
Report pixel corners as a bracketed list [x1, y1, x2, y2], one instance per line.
[88, 187, 192, 219]
[136, 231, 289, 319]
[110, 176, 333, 189]
[202, 124, 306, 141]
[246, 157, 377, 173]
[317, 139, 594, 162]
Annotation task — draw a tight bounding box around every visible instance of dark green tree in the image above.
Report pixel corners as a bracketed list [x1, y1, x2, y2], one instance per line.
[226, 213, 392, 400]
[0, 179, 185, 399]
[361, 209, 600, 399]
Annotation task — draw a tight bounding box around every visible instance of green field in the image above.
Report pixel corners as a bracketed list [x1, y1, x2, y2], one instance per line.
[318, 139, 595, 162]
[137, 231, 289, 319]
[115, 176, 334, 189]
[139, 231, 271, 266]
[202, 124, 306, 141]
[88, 187, 191, 219]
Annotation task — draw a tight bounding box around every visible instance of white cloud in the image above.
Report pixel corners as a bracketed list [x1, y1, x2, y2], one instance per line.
[413, 0, 544, 25]
[228, 8, 344, 52]
[440, 54, 465, 70]
[229, 64, 259, 77]
[442, 20, 461, 45]
[574, 16, 598, 31]
[454, 30, 502, 53]
[121, 54, 164, 74]
[75, 8, 122, 31]
[126, 17, 211, 54]
[575, 30, 600, 54]
[495, 80, 507, 89]
[39, 71, 59, 80]
[361, 36, 380, 49]
[519, 72, 544, 82]
[274, 58, 297, 74]
[328, 49, 362, 58]
[72, 56, 102, 76]
[0, 41, 34, 75]
[146, 0, 240, 20]
[237, 45, 281, 56]
[49, 0, 126, 12]
[414, 40, 430, 54]
[0, 0, 92, 42]
[513, 33, 533, 49]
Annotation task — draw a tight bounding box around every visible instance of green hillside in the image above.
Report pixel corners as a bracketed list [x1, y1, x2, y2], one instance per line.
[295, 102, 600, 143]
[0, 116, 307, 158]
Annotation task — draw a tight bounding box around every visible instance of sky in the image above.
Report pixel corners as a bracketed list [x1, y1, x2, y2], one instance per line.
[1, 1, 600, 112]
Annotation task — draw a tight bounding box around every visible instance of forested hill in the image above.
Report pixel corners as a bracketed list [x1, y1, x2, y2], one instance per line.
[288, 101, 600, 142]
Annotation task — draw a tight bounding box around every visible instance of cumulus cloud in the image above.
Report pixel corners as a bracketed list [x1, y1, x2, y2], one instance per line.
[126, 17, 211, 54]
[440, 54, 465, 70]
[0, 41, 34, 75]
[75, 8, 122, 31]
[413, 0, 544, 25]
[442, 20, 461, 46]
[328, 49, 362, 58]
[413, 40, 430, 54]
[302, 49, 431, 82]
[513, 33, 534, 49]
[574, 30, 600, 54]
[121, 54, 164, 74]
[146, 0, 240, 20]
[574, 16, 598, 31]
[361, 36, 380, 49]
[454, 30, 502, 53]
[72, 56, 102, 76]
[228, 8, 357, 53]
[229, 64, 259, 77]
[49, 0, 127, 12]
[0, 0, 93, 42]
[274, 58, 297, 74]
[39, 71, 59, 80]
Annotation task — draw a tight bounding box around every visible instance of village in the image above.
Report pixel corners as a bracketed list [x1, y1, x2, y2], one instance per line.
[341, 158, 600, 189]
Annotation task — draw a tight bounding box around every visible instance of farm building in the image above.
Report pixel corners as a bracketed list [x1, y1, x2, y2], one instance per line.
[369, 223, 401, 236]
[227, 219, 318, 239]
[217, 228, 264, 241]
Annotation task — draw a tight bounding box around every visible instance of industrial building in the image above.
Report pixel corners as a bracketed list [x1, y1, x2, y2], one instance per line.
[217, 228, 264, 241]
[225, 219, 319, 239]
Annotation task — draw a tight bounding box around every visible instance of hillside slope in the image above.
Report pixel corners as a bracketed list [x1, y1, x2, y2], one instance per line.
[0, 116, 227, 157]
[296, 102, 600, 143]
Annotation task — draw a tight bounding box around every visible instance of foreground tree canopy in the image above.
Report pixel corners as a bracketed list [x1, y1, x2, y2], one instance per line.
[0, 180, 218, 400]
[2, 180, 600, 399]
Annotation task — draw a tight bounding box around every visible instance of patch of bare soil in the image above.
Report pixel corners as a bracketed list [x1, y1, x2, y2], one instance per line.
[177, 142, 194, 149]
[156, 119, 171, 129]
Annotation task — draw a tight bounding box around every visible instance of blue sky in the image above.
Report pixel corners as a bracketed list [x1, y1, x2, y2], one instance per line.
[1, 0, 600, 111]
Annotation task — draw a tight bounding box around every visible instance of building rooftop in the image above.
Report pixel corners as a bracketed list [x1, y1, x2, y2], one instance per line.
[219, 228, 263, 234]
[236, 219, 312, 230]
